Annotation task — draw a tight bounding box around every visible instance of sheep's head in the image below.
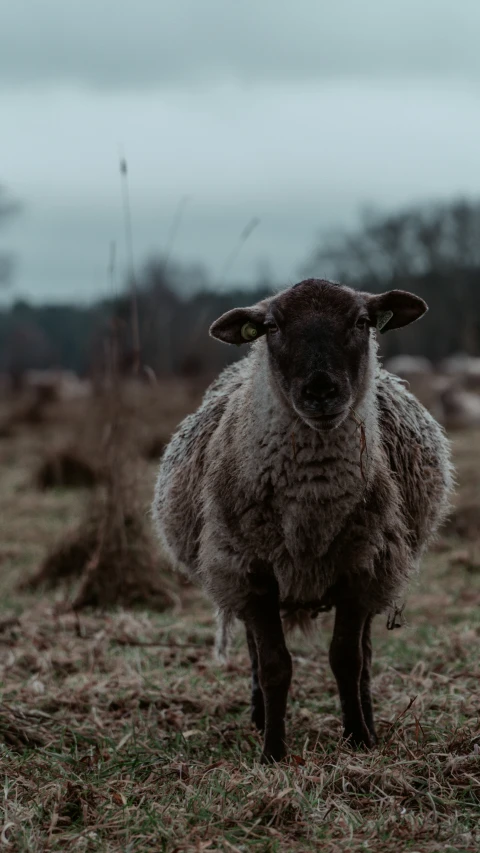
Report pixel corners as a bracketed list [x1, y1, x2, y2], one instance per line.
[210, 279, 427, 431]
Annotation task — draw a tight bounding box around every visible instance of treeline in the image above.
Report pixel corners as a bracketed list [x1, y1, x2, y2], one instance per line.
[1, 198, 480, 380]
[306, 199, 480, 361]
[0, 263, 272, 381]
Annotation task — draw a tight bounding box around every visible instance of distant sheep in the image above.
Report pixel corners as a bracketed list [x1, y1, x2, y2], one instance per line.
[439, 353, 480, 392]
[23, 369, 92, 402]
[153, 279, 453, 763]
[383, 354, 433, 380]
[440, 385, 480, 430]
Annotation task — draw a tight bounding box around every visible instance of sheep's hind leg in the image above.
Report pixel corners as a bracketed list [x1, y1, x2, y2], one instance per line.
[241, 562, 292, 763]
[246, 626, 265, 732]
[329, 600, 374, 749]
[360, 614, 378, 744]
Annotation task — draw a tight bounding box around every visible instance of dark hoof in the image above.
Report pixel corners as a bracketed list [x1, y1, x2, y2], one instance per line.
[343, 727, 375, 750]
[260, 738, 287, 764]
[260, 746, 287, 764]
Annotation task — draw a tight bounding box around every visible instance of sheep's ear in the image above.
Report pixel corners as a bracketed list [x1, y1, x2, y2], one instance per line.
[209, 306, 267, 346]
[367, 290, 428, 334]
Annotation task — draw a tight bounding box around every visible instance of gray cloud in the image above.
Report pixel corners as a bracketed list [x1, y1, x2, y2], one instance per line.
[3, 2, 480, 303]
[4, 78, 480, 303]
[2, 0, 480, 89]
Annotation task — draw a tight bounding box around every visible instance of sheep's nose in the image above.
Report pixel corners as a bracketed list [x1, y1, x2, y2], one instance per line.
[301, 373, 339, 407]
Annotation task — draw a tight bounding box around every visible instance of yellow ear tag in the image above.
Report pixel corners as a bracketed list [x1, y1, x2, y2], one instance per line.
[376, 310, 394, 333]
[241, 322, 258, 341]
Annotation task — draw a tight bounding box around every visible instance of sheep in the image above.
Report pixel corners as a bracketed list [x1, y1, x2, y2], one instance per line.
[439, 353, 480, 392]
[153, 278, 453, 763]
[22, 369, 92, 402]
[440, 384, 480, 430]
[383, 354, 434, 380]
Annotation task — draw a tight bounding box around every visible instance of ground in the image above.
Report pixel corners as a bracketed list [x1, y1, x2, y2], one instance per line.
[1, 387, 480, 852]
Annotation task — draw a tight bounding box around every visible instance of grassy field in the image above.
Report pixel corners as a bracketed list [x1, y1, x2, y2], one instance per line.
[1, 391, 480, 852]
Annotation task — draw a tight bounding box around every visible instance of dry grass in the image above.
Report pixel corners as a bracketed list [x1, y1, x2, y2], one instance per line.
[35, 449, 102, 490]
[20, 500, 178, 613]
[140, 435, 168, 461]
[1, 393, 480, 852]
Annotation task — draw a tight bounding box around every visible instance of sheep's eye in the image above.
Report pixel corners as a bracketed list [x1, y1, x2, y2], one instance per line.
[265, 322, 279, 334]
[355, 316, 369, 330]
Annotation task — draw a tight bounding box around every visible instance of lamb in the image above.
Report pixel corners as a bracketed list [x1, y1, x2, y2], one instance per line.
[153, 278, 453, 763]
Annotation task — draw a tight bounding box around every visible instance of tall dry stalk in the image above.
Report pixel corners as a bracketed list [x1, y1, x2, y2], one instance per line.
[119, 156, 141, 373]
[23, 234, 178, 610]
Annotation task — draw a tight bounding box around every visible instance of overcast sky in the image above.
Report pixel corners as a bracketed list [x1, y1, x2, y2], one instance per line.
[2, 0, 480, 303]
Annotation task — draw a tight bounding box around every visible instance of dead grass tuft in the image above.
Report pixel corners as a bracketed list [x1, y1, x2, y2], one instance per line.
[22, 496, 178, 612]
[35, 448, 102, 490]
[7, 386, 56, 428]
[0, 420, 14, 438]
[141, 433, 168, 460]
[444, 503, 480, 541]
[72, 501, 177, 612]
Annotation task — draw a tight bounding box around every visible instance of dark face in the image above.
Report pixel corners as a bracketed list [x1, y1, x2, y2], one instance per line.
[210, 278, 428, 432]
[261, 282, 372, 430]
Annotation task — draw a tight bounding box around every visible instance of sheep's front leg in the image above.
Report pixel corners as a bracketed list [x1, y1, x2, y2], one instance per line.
[329, 600, 375, 749]
[241, 564, 292, 763]
[246, 626, 265, 732]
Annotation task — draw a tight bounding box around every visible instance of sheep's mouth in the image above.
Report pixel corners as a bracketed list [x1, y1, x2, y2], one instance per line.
[291, 396, 351, 431]
[303, 411, 347, 431]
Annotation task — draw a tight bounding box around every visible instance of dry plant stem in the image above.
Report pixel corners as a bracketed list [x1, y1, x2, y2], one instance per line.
[349, 407, 368, 482]
[290, 431, 297, 462]
[119, 157, 141, 373]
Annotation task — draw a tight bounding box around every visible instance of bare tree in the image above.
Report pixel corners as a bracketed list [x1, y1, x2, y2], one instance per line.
[306, 199, 480, 358]
[307, 200, 480, 285]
